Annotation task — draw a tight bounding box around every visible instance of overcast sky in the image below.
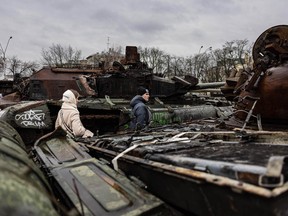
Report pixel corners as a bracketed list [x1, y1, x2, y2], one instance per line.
[0, 0, 287, 62]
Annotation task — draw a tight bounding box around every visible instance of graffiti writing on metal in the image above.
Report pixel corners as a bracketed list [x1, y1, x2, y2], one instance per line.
[15, 109, 46, 128]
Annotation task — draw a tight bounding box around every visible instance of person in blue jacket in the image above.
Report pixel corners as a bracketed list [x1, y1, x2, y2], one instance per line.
[130, 86, 152, 130]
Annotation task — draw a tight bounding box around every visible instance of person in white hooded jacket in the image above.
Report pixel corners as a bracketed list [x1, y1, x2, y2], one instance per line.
[55, 89, 94, 138]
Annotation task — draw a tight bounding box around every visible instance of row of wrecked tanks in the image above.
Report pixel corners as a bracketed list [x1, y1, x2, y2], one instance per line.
[0, 46, 230, 146]
[1, 25, 288, 215]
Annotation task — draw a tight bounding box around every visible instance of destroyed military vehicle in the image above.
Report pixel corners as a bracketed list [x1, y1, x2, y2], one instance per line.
[0, 46, 230, 146]
[6, 23, 288, 215]
[68, 25, 288, 216]
[221, 24, 288, 130]
[1, 46, 222, 103]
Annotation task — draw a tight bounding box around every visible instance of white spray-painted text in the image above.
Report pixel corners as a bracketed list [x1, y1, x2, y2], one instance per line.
[15, 109, 46, 128]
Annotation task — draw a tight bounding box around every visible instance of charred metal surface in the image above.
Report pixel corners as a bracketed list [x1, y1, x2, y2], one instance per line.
[76, 123, 288, 216]
[84, 129, 288, 186]
[0, 80, 14, 95]
[86, 143, 288, 216]
[121, 46, 140, 64]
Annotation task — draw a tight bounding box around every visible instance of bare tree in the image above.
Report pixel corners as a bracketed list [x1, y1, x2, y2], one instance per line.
[41, 44, 82, 67]
[211, 40, 252, 78]
[162, 55, 173, 77]
[171, 56, 185, 77]
[138, 47, 167, 74]
[7, 56, 39, 80]
[183, 56, 194, 76]
[212, 48, 233, 78]
[82, 40, 253, 83]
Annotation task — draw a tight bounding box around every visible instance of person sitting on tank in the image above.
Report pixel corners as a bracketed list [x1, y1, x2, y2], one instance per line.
[130, 86, 152, 130]
[55, 89, 94, 138]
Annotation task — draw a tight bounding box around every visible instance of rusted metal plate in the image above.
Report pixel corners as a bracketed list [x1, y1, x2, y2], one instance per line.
[29, 67, 101, 100]
[85, 131, 288, 187]
[236, 65, 288, 122]
[123, 46, 140, 64]
[87, 144, 288, 216]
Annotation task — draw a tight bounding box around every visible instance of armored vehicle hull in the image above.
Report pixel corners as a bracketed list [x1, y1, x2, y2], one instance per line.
[32, 128, 177, 216]
[0, 99, 232, 146]
[80, 125, 288, 216]
[7, 25, 288, 216]
[0, 121, 58, 215]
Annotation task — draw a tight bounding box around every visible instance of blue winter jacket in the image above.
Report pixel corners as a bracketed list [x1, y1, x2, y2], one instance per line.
[130, 95, 151, 130]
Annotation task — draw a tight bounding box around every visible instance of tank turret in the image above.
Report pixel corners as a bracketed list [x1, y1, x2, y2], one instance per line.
[222, 25, 288, 128]
[16, 46, 218, 103]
